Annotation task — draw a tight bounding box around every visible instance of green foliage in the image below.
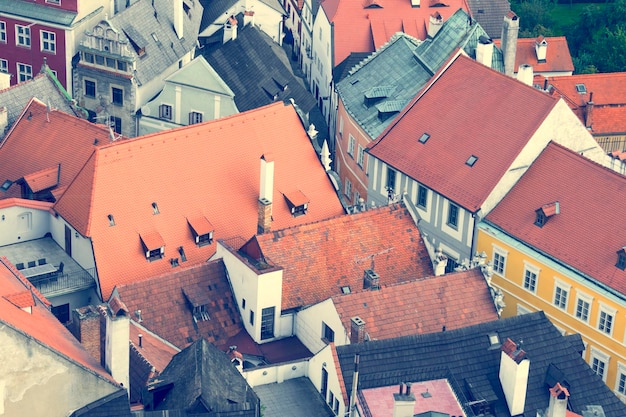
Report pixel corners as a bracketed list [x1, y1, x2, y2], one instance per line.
[513, 0, 557, 37]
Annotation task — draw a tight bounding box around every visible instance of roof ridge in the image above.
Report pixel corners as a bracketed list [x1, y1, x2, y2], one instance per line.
[545, 141, 626, 179]
[348, 32, 421, 77]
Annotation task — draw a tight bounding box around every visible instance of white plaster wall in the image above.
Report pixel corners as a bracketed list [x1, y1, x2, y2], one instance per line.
[49, 214, 96, 271]
[278, 312, 294, 337]
[308, 344, 348, 416]
[243, 359, 309, 387]
[105, 314, 129, 389]
[310, 9, 333, 117]
[0, 324, 120, 417]
[295, 298, 347, 353]
[0, 205, 51, 246]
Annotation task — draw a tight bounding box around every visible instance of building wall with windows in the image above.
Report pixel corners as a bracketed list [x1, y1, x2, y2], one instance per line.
[309, 8, 333, 121]
[476, 222, 626, 398]
[294, 298, 348, 353]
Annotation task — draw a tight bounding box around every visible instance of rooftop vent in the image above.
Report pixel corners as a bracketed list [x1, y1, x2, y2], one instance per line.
[616, 247, 626, 270]
[535, 202, 560, 227]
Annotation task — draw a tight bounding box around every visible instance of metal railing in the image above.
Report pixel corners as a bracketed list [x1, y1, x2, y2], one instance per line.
[31, 268, 96, 297]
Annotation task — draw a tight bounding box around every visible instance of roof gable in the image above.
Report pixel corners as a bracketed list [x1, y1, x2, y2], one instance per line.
[251, 203, 433, 310]
[493, 36, 574, 74]
[165, 55, 235, 97]
[484, 142, 626, 294]
[368, 54, 558, 212]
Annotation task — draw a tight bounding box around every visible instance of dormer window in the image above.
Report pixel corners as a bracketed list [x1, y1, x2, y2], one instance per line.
[140, 231, 165, 261]
[183, 284, 211, 322]
[284, 190, 309, 217]
[375, 100, 403, 121]
[187, 216, 214, 247]
[364, 86, 392, 107]
[535, 202, 559, 227]
[617, 247, 626, 270]
[487, 331, 501, 349]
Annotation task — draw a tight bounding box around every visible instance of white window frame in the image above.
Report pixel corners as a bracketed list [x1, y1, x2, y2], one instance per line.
[0, 21, 6, 43]
[574, 291, 593, 323]
[46, 0, 61, 4]
[344, 178, 352, 199]
[417, 185, 427, 209]
[15, 25, 31, 47]
[347, 134, 355, 157]
[552, 278, 570, 310]
[616, 362, 626, 398]
[516, 303, 531, 316]
[0, 59, 7, 73]
[40, 30, 56, 53]
[357, 144, 365, 167]
[446, 202, 459, 229]
[16, 62, 32, 82]
[492, 245, 508, 275]
[597, 303, 616, 336]
[189, 110, 203, 125]
[522, 262, 540, 294]
[590, 347, 610, 382]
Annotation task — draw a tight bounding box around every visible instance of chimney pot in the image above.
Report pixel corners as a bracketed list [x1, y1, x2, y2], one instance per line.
[405, 382, 412, 396]
[138, 333, 143, 348]
[399, 382, 404, 395]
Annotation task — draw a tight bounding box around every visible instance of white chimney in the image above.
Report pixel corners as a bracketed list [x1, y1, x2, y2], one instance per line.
[535, 36, 548, 62]
[410, 0, 420, 6]
[501, 11, 520, 77]
[223, 15, 238, 44]
[105, 296, 130, 391]
[427, 12, 444, 38]
[174, 0, 184, 39]
[434, 247, 448, 276]
[258, 154, 274, 234]
[499, 338, 529, 416]
[243, 10, 255, 26]
[0, 72, 10, 90]
[393, 383, 416, 417]
[475, 36, 494, 68]
[546, 383, 569, 417]
[517, 64, 534, 86]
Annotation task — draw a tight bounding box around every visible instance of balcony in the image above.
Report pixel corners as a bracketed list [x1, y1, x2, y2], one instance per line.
[29, 267, 96, 298]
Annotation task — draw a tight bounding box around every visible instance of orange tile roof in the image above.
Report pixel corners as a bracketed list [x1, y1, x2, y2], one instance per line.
[54, 102, 345, 300]
[249, 203, 433, 310]
[485, 142, 626, 294]
[23, 165, 59, 193]
[322, 0, 468, 65]
[114, 259, 245, 350]
[332, 268, 498, 340]
[543, 72, 626, 135]
[0, 98, 117, 201]
[3, 290, 35, 309]
[129, 321, 179, 373]
[493, 36, 574, 74]
[368, 54, 559, 212]
[0, 257, 117, 384]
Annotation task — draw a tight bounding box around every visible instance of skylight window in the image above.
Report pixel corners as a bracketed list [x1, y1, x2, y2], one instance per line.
[419, 133, 430, 144]
[487, 332, 501, 349]
[466, 155, 478, 167]
[575, 84, 587, 94]
[1, 179, 12, 192]
[341, 286, 351, 294]
[152, 202, 159, 214]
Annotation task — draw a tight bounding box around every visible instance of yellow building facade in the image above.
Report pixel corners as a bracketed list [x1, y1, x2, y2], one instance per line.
[477, 222, 626, 400]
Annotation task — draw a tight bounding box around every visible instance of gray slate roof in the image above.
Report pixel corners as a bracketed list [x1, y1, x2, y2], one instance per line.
[467, 0, 511, 39]
[336, 311, 626, 417]
[0, 0, 78, 26]
[0, 67, 78, 138]
[204, 23, 317, 114]
[151, 338, 260, 416]
[199, 0, 285, 34]
[108, 0, 203, 85]
[68, 389, 131, 417]
[336, 8, 503, 140]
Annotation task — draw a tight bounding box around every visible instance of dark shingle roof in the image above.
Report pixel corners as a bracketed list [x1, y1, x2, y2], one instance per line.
[336, 311, 626, 417]
[466, 0, 511, 39]
[68, 389, 131, 417]
[199, 0, 284, 33]
[152, 338, 260, 415]
[204, 23, 316, 114]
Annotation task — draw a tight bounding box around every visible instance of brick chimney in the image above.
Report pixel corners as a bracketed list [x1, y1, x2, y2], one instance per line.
[362, 269, 380, 290]
[427, 12, 443, 38]
[105, 295, 130, 391]
[258, 154, 274, 234]
[475, 36, 494, 68]
[501, 11, 520, 77]
[223, 15, 238, 44]
[174, 0, 184, 39]
[350, 317, 366, 344]
[517, 64, 534, 86]
[499, 338, 529, 416]
[546, 383, 569, 417]
[70, 305, 103, 365]
[584, 92, 594, 129]
[393, 382, 416, 417]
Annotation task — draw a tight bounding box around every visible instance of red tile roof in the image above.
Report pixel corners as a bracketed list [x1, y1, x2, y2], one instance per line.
[249, 203, 433, 310]
[332, 268, 498, 340]
[0, 257, 116, 384]
[542, 72, 626, 135]
[493, 36, 574, 74]
[368, 54, 559, 212]
[485, 142, 626, 294]
[321, 0, 468, 65]
[54, 102, 344, 300]
[0, 98, 117, 201]
[114, 259, 245, 350]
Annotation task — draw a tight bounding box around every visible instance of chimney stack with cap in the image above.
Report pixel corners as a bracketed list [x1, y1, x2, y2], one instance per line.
[546, 383, 569, 417]
[501, 12, 520, 77]
[350, 317, 366, 344]
[499, 338, 529, 416]
[393, 382, 416, 417]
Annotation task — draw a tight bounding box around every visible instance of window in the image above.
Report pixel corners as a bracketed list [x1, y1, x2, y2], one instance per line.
[357, 144, 365, 167]
[83, 52, 94, 63]
[111, 87, 123, 105]
[597, 305, 616, 335]
[51, 303, 70, 324]
[109, 116, 122, 134]
[242, 298, 246, 309]
[106, 57, 116, 68]
[617, 248, 626, 270]
[117, 60, 127, 71]
[0, 22, 6, 43]
[617, 363, 626, 396]
[386, 167, 396, 192]
[0, 59, 6, 73]
[492, 247, 507, 275]
[189, 111, 203, 125]
[260, 307, 275, 340]
[334, 398, 339, 414]
[344, 178, 352, 198]
[575, 292, 592, 322]
[95, 55, 105, 65]
[553, 281, 569, 310]
[322, 322, 334, 343]
[16, 25, 31, 47]
[159, 104, 172, 120]
[522, 263, 539, 293]
[17, 63, 32, 82]
[590, 348, 609, 382]
[40, 31, 56, 53]
[339, 116, 343, 137]
[249, 310, 254, 325]
[46, 0, 61, 4]
[447, 202, 459, 228]
[417, 185, 427, 208]
[347, 134, 355, 156]
[84, 79, 96, 98]
[328, 391, 334, 407]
